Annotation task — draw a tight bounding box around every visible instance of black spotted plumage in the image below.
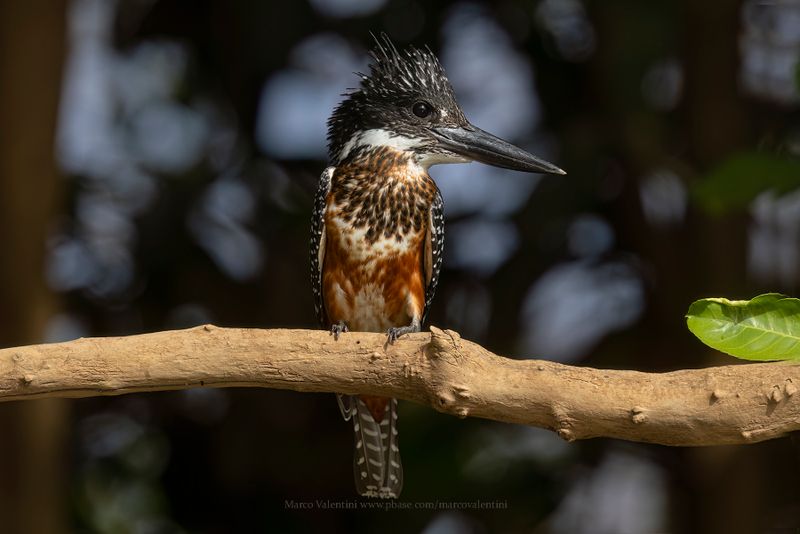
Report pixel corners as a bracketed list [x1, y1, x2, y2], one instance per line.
[329, 146, 438, 245]
[310, 166, 333, 327]
[422, 189, 444, 325]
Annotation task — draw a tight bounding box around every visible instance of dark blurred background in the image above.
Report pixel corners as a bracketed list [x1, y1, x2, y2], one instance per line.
[1, 0, 799, 532]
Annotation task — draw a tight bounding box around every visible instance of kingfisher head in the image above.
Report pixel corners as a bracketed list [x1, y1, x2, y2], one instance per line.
[327, 34, 565, 175]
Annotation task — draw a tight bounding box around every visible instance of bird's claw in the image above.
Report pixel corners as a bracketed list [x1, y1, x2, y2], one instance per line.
[330, 322, 349, 340]
[386, 326, 413, 344]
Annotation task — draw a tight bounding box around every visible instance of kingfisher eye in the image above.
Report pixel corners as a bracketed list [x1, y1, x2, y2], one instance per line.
[412, 101, 433, 118]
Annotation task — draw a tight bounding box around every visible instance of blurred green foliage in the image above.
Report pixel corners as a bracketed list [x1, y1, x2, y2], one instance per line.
[692, 153, 800, 215]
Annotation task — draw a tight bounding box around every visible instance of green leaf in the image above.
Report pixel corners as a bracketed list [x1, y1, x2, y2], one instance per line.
[686, 293, 800, 361]
[692, 153, 800, 215]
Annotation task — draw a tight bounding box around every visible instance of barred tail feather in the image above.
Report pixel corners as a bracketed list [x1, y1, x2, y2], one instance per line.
[349, 397, 403, 498]
[337, 393, 354, 421]
[382, 398, 403, 496]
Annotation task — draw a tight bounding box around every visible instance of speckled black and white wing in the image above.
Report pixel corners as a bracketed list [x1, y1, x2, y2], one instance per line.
[310, 166, 334, 327]
[422, 189, 444, 325]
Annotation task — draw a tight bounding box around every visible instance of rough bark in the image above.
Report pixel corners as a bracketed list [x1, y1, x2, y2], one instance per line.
[2, 325, 799, 446]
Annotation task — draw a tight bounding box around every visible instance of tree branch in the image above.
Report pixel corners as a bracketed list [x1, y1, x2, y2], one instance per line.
[2, 325, 798, 446]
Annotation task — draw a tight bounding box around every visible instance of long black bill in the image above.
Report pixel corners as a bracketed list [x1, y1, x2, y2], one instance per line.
[431, 125, 566, 175]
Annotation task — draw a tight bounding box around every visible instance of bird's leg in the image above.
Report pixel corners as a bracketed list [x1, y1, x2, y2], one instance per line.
[330, 321, 349, 340]
[387, 318, 420, 344]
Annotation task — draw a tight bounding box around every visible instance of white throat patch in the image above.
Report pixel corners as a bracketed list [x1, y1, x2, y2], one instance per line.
[336, 128, 468, 170]
[337, 128, 425, 162]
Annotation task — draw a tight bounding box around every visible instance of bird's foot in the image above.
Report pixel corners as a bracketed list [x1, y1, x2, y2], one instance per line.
[330, 321, 349, 340]
[386, 321, 420, 344]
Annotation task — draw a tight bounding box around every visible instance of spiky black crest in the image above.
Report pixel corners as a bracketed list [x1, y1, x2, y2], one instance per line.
[327, 34, 467, 163]
[361, 34, 454, 103]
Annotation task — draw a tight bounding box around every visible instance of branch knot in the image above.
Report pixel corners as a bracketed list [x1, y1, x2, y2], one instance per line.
[426, 327, 462, 364]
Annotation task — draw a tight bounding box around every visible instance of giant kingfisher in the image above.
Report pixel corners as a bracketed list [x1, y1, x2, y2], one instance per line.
[310, 34, 564, 498]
